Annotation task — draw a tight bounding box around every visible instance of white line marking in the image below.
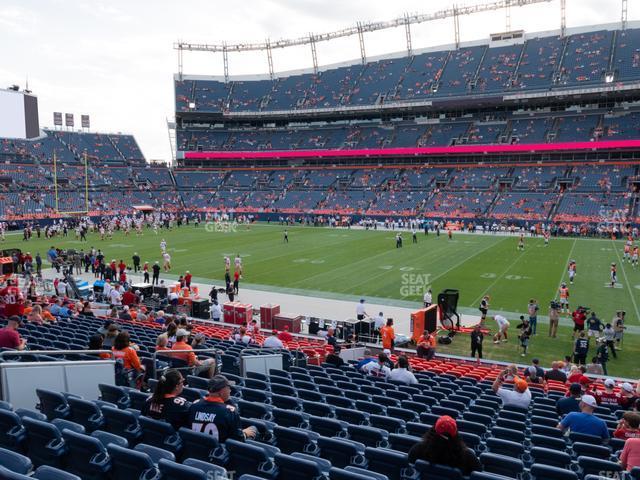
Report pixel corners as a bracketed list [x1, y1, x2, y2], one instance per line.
[612, 240, 640, 323]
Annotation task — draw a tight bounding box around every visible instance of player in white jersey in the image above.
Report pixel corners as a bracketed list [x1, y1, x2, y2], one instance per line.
[162, 252, 171, 271]
[160, 240, 167, 253]
[99, 226, 105, 240]
[234, 254, 242, 274]
[632, 246, 639, 268]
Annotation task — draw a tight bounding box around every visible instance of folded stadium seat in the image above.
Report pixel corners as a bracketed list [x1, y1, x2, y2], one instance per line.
[387, 433, 421, 453]
[457, 419, 488, 437]
[0, 409, 27, 452]
[486, 437, 527, 463]
[529, 463, 578, 480]
[138, 416, 182, 455]
[469, 473, 515, 480]
[345, 390, 372, 402]
[495, 417, 526, 432]
[180, 387, 206, 403]
[127, 391, 151, 412]
[530, 408, 559, 420]
[572, 442, 612, 460]
[414, 460, 464, 480]
[313, 376, 336, 387]
[32, 465, 81, 480]
[530, 424, 563, 439]
[529, 415, 558, 428]
[241, 387, 271, 404]
[317, 436, 366, 469]
[177, 428, 226, 464]
[355, 400, 385, 416]
[331, 406, 366, 427]
[491, 426, 527, 445]
[61, 429, 111, 480]
[186, 376, 210, 390]
[35, 389, 71, 421]
[529, 445, 573, 469]
[0, 447, 32, 475]
[67, 398, 105, 433]
[430, 406, 460, 419]
[133, 443, 175, 465]
[386, 407, 419, 424]
[498, 410, 527, 423]
[271, 394, 301, 411]
[100, 406, 142, 445]
[468, 405, 495, 418]
[386, 390, 411, 402]
[501, 404, 529, 415]
[346, 425, 389, 448]
[360, 386, 385, 397]
[245, 378, 270, 391]
[303, 401, 334, 418]
[297, 389, 324, 402]
[578, 456, 622, 478]
[157, 459, 206, 480]
[107, 444, 160, 480]
[335, 380, 359, 392]
[419, 412, 442, 426]
[273, 425, 319, 455]
[15, 408, 47, 422]
[308, 415, 347, 438]
[270, 383, 297, 397]
[289, 367, 310, 375]
[246, 371, 270, 382]
[480, 452, 525, 478]
[21, 417, 66, 468]
[400, 400, 428, 416]
[90, 430, 128, 449]
[182, 458, 228, 479]
[225, 438, 277, 478]
[369, 414, 406, 434]
[98, 384, 130, 410]
[237, 400, 273, 421]
[364, 447, 416, 480]
[475, 398, 500, 410]
[569, 431, 604, 445]
[274, 452, 325, 480]
[530, 434, 566, 451]
[269, 375, 293, 387]
[411, 394, 438, 409]
[220, 354, 241, 376]
[51, 418, 85, 435]
[372, 395, 401, 409]
[317, 385, 343, 397]
[271, 408, 309, 429]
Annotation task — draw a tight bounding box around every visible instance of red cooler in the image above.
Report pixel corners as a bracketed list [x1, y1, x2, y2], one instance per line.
[274, 313, 303, 334]
[234, 303, 253, 325]
[260, 304, 280, 329]
[223, 302, 238, 324]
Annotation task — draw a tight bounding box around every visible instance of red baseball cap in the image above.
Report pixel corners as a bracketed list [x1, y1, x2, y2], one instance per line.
[435, 415, 457, 438]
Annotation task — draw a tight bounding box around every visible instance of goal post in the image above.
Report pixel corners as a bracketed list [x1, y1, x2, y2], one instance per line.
[53, 150, 90, 215]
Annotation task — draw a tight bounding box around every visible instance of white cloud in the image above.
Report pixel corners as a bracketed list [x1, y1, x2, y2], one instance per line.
[0, 0, 635, 162]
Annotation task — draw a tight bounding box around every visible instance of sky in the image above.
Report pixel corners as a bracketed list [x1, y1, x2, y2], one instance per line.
[1, 0, 638, 163]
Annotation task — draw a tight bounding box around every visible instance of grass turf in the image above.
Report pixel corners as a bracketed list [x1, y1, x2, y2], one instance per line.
[4, 223, 640, 377]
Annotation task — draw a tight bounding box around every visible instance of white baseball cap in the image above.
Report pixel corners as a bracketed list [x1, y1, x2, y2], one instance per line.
[621, 382, 634, 393]
[176, 329, 190, 337]
[604, 379, 616, 388]
[383, 349, 391, 355]
[581, 394, 598, 408]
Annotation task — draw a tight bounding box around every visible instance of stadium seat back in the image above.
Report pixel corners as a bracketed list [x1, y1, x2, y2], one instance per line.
[36, 389, 70, 421]
[61, 429, 110, 480]
[138, 416, 183, 454]
[414, 459, 463, 480]
[67, 398, 105, 432]
[275, 452, 324, 480]
[0, 409, 27, 451]
[225, 438, 277, 478]
[107, 444, 159, 480]
[0, 447, 32, 475]
[22, 417, 66, 468]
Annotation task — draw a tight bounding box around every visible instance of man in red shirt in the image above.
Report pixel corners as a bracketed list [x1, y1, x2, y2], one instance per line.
[277, 326, 293, 343]
[184, 271, 192, 290]
[0, 279, 25, 317]
[121, 288, 137, 306]
[595, 379, 621, 406]
[118, 260, 126, 276]
[0, 316, 26, 350]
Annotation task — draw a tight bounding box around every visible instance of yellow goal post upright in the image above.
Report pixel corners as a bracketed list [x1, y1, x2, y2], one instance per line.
[53, 150, 90, 216]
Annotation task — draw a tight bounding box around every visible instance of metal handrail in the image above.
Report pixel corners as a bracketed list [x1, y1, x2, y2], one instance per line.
[151, 347, 223, 380]
[0, 349, 114, 360]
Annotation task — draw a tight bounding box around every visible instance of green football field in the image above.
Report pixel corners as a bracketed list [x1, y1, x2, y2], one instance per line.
[4, 223, 640, 377]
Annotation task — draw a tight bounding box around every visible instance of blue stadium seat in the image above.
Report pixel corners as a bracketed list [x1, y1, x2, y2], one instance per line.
[134, 443, 175, 464]
[0, 466, 31, 480]
[0, 447, 32, 475]
[32, 465, 82, 480]
[334, 407, 368, 425]
[67, 398, 105, 432]
[22, 417, 66, 468]
[414, 460, 463, 480]
[480, 452, 525, 478]
[308, 416, 346, 437]
[388, 433, 420, 453]
[462, 412, 493, 427]
[569, 431, 603, 445]
[51, 418, 85, 435]
[157, 459, 206, 480]
[272, 408, 308, 429]
[241, 387, 271, 404]
[0, 409, 27, 452]
[459, 432, 483, 453]
[303, 401, 334, 418]
[177, 427, 226, 464]
[577, 456, 622, 478]
[36, 389, 71, 421]
[271, 384, 297, 396]
[491, 426, 526, 444]
[100, 406, 143, 444]
[138, 416, 182, 454]
[387, 407, 419, 423]
[457, 419, 487, 437]
[355, 400, 385, 415]
[238, 400, 273, 421]
[317, 436, 366, 469]
[486, 437, 526, 460]
[91, 430, 128, 449]
[531, 425, 564, 439]
[182, 458, 228, 479]
[365, 446, 416, 480]
[572, 442, 611, 459]
[271, 394, 301, 410]
[61, 429, 111, 480]
[369, 414, 406, 434]
[98, 385, 130, 410]
[107, 444, 160, 480]
[469, 473, 515, 480]
[530, 415, 558, 427]
[225, 438, 278, 478]
[495, 418, 525, 431]
[275, 452, 325, 480]
[530, 463, 579, 480]
[530, 446, 572, 469]
[499, 410, 527, 423]
[346, 424, 389, 448]
[406, 422, 430, 438]
[297, 389, 324, 402]
[273, 426, 319, 455]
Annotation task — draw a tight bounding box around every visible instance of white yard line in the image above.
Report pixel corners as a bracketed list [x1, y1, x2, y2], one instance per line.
[612, 240, 640, 324]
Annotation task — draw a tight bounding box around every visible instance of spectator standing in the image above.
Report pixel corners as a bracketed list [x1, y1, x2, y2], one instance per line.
[548, 301, 560, 338]
[210, 300, 222, 321]
[556, 383, 583, 416]
[587, 312, 603, 338]
[470, 324, 484, 359]
[603, 323, 617, 359]
[596, 337, 610, 375]
[573, 331, 589, 365]
[527, 299, 539, 335]
[152, 261, 160, 285]
[355, 298, 369, 321]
